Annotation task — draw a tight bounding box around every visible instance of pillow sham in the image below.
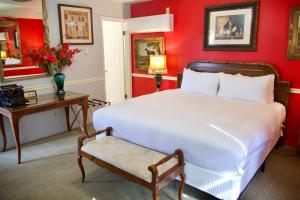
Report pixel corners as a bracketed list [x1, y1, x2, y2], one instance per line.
[180, 68, 220, 96]
[217, 73, 275, 104]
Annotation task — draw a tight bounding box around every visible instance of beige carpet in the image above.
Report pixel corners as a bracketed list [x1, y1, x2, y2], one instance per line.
[0, 127, 299, 200]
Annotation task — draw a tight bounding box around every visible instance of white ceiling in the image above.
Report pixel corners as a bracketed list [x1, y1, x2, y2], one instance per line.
[0, 0, 42, 19]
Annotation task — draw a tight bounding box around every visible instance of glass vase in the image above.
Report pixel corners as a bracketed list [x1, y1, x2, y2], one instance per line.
[54, 72, 65, 96]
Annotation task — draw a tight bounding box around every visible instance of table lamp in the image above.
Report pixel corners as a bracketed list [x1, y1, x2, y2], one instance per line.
[148, 55, 167, 91]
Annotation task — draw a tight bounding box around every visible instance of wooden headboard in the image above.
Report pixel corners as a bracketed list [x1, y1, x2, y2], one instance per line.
[177, 61, 291, 108]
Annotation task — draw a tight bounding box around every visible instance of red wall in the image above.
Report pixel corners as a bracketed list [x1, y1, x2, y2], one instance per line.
[131, 0, 300, 146]
[2, 18, 46, 77]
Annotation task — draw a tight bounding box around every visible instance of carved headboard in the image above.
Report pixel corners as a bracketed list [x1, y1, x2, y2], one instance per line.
[177, 61, 291, 108]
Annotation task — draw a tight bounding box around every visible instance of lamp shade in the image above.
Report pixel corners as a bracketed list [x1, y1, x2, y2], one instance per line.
[1, 51, 7, 59]
[0, 32, 7, 41]
[148, 55, 167, 74]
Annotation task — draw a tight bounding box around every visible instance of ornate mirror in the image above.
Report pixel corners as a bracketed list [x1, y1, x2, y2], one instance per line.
[0, 0, 49, 82]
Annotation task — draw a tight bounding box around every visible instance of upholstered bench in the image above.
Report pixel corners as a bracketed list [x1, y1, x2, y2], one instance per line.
[77, 127, 186, 200]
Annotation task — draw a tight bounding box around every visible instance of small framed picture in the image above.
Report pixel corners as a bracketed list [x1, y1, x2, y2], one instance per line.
[24, 90, 37, 104]
[203, 1, 259, 51]
[58, 4, 94, 45]
[133, 36, 165, 71]
[288, 7, 300, 59]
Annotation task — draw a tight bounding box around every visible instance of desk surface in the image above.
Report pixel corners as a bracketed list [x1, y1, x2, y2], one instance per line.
[0, 91, 88, 113]
[0, 91, 89, 163]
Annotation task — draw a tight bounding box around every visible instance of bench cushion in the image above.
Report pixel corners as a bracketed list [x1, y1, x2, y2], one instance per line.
[81, 136, 178, 183]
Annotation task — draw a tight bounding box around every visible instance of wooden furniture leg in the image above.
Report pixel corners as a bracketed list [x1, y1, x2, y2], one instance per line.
[77, 155, 85, 183]
[152, 190, 159, 200]
[0, 114, 7, 152]
[64, 106, 71, 131]
[9, 115, 21, 164]
[81, 97, 88, 135]
[178, 173, 186, 200]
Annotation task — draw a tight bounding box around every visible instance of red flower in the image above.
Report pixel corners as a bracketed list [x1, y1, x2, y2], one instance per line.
[27, 44, 79, 74]
[44, 52, 57, 63]
[62, 43, 70, 51]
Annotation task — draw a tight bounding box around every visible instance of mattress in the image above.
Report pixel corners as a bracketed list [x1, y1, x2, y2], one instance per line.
[183, 136, 278, 200]
[93, 89, 285, 177]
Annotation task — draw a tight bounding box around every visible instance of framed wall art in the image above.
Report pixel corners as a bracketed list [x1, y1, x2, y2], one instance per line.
[58, 4, 93, 45]
[133, 36, 165, 71]
[203, 1, 259, 51]
[287, 7, 300, 60]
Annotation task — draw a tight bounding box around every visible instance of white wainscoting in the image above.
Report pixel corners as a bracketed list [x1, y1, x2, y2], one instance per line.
[24, 76, 104, 92]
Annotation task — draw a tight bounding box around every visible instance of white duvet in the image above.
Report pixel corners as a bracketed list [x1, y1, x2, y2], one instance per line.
[93, 89, 285, 176]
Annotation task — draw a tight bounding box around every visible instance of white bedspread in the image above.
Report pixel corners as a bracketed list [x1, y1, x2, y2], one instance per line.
[93, 89, 285, 176]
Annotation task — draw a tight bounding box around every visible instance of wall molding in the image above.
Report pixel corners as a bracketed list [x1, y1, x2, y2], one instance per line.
[132, 73, 300, 94]
[291, 88, 300, 94]
[132, 73, 177, 81]
[24, 76, 105, 91]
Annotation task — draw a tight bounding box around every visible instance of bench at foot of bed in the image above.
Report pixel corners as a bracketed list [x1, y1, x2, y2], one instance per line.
[77, 127, 186, 200]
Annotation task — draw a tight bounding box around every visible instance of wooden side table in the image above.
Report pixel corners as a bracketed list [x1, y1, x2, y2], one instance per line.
[0, 91, 89, 164]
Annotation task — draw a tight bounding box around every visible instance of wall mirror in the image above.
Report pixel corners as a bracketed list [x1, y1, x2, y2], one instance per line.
[0, 0, 49, 82]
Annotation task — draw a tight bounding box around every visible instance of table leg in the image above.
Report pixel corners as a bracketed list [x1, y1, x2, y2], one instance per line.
[0, 114, 7, 152]
[81, 97, 88, 135]
[9, 115, 21, 164]
[64, 106, 71, 131]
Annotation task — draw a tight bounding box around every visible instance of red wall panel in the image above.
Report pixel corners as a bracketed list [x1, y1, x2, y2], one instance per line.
[2, 18, 45, 77]
[131, 0, 300, 146]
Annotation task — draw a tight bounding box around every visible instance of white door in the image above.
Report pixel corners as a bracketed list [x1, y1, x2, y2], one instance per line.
[101, 17, 125, 104]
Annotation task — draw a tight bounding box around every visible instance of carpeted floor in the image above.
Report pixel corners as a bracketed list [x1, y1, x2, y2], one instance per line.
[0, 127, 299, 200]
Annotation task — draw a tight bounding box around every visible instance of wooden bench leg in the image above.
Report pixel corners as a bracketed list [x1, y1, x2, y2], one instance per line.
[77, 155, 85, 183]
[178, 173, 186, 200]
[152, 190, 159, 200]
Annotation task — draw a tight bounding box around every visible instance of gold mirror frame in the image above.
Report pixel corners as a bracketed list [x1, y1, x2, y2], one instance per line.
[0, 0, 50, 82]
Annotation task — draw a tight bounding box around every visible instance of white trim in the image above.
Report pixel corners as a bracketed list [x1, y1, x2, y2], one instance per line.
[3, 66, 39, 71]
[5, 72, 47, 80]
[291, 88, 300, 94]
[131, 74, 300, 94]
[123, 30, 132, 98]
[24, 76, 104, 91]
[132, 73, 177, 81]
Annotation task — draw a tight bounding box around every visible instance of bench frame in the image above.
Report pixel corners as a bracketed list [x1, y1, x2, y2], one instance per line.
[77, 127, 186, 200]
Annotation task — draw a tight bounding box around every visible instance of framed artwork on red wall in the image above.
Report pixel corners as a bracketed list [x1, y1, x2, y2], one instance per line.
[288, 7, 300, 60]
[203, 1, 259, 51]
[58, 4, 94, 45]
[133, 36, 165, 71]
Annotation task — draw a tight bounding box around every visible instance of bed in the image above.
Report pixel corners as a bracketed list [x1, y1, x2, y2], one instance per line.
[93, 61, 290, 200]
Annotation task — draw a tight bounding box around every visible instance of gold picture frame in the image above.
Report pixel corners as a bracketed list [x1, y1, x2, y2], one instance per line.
[288, 7, 300, 59]
[133, 37, 165, 71]
[24, 90, 37, 104]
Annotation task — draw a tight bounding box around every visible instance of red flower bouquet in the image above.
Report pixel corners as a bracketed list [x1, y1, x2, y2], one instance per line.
[28, 44, 80, 75]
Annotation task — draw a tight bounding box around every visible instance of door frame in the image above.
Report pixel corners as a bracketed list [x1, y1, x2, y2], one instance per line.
[100, 16, 132, 101]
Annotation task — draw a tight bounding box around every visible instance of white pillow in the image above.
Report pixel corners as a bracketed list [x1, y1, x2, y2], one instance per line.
[181, 68, 220, 96]
[217, 73, 275, 103]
